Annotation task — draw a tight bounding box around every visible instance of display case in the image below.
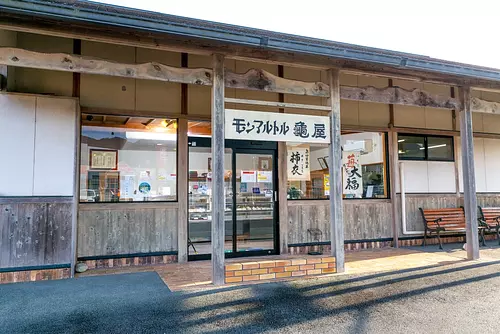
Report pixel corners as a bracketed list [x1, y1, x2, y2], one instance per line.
[188, 176, 274, 242]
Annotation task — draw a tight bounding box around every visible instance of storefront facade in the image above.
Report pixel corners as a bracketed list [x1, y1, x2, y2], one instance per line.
[1, 0, 499, 284]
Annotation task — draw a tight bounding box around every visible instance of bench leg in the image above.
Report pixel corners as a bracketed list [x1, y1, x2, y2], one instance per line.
[436, 229, 443, 250]
[422, 229, 427, 247]
[496, 226, 500, 246]
[480, 229, 486, 247]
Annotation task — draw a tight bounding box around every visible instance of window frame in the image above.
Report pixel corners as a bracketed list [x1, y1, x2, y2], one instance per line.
[79, 113, 179, 204]
[287, 131, 390, 201]
[398, 133, 454, 162]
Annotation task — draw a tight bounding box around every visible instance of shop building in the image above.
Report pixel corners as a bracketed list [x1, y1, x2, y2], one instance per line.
[0, 0, 499, 284]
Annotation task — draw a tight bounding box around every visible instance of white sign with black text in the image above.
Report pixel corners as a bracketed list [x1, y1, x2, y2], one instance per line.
[287, 146, 311, 181]
[225, 109, 330, 143]
[342, 151, 363, 198]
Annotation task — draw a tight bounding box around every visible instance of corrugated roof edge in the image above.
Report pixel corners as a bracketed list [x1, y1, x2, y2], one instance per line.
[2, 0, 500, 83]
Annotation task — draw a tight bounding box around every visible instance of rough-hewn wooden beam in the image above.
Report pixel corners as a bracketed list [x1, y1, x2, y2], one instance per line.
[340, 85, 461, 110]
[225, 68, 330, 97]
[471, 97, 500, 114]
[4, 47, 500, 114]
[0, 47, 212, 85]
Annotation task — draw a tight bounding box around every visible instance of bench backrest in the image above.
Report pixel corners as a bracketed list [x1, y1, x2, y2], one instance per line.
[479, 207, 500, 224]
[419, 208, 466, 229]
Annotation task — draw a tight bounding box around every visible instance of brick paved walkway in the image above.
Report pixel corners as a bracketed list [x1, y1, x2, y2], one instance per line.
[77, 244, 500, 291]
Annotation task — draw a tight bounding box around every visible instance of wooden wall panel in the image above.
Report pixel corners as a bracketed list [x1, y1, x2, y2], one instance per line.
[0, 200, 72, 268]
[476, 194, 500, 207]
[80, 41, 136, 110]
[15, 32, 73, 97]
[187, 54, 211, 116]
[395, 194, 459, 234]
[287, 200, 393, 244]
[344, 201, 393, 240]
[135, 48, 181, 113]
[77, 206, 178, 257]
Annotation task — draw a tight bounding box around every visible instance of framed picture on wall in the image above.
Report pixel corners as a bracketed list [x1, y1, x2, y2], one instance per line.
[90, 149, 118, 170]
[258, 157, 272, 171]
[318, 157, 328, 170]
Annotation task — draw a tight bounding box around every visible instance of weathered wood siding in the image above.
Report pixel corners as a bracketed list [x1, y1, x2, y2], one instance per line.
[0, 199, 72, 268]
[287, 200, 393, 244]
[395, 194, 459, 234]
[77, 204, 178, 257]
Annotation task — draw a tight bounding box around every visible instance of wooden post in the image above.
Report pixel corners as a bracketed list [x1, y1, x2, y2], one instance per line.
[177, 53, 189, 263]
[459, 86, 479, 260]
[277, 65, 288, 255]
[177, 118, 188, 263]
[388, 131, 399, 248]
[70, 104, 81, 278]
[211, 54, 225, 285]
[327, 68, 344, 272]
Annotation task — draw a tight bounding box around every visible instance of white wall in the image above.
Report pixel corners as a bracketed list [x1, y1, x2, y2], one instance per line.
[399, 161, 456, 193]
[0, 93, 76, 196]
[458, 138, 500, 193]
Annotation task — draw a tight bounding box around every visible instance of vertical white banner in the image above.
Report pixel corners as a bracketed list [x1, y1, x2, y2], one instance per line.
[287, 146, 311, 181]
[342, 151, 363, 198]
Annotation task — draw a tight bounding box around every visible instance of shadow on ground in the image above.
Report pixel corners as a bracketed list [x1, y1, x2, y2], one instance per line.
[3, 256, 500, 333]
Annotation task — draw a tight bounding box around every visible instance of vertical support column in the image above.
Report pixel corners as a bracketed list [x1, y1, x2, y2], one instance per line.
[327, 68, 344, 272]
[211, 54, 225, 285]
[459, 86, 479, 260]
[277, 65, 288, 255]
[177, 118, 188, 263]
[70, 104, 81, 278]
[177, 53, 189, 263]
[388, 131, 399, 248]
[278, 142, 288, 254]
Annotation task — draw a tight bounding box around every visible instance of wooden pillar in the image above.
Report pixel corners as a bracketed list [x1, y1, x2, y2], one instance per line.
[177, 52, 189, 263]
[211, 53, 225, 285]
[278, 142, 288, 254]
[177, 118, 188, 263]
[459, 86, 479, 260]
[327, 68, 344, 272]
[388, 131, 399, 248]
[277, 65, 288, 254]
[70, 104, 81, 278]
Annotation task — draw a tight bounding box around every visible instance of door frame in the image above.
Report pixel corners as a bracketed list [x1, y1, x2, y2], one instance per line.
[187, 137, 279, 261]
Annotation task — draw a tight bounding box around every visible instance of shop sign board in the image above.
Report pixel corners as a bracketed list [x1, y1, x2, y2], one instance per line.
[287, 146, 310, 181]
[342, 151, 363, 198]
[225, 109, 330, 143]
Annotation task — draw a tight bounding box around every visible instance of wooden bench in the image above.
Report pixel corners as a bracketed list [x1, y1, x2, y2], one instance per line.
[419, 207, 486, 249]
[478, 206, 500, 245]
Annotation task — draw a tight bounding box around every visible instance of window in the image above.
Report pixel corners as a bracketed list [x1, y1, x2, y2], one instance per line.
[398, 134, 454, 161]
[287, 132, 388, 200]
[80, 114, 177, 202]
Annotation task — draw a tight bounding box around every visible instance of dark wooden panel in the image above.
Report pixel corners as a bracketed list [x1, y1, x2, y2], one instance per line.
[395, 194, 460, 234]
[77, 206, 178, 257]
[287, 200, 393, 244]
[0, 200, 72, 268]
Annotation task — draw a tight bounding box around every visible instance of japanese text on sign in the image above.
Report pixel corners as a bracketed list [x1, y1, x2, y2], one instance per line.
[342, 151, 363, 198]
[225, 109, 330, 143]
[287, 146, 311, 181]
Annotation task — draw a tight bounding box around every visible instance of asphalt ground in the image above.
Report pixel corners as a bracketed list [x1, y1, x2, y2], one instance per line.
[2, 250, 500, 333]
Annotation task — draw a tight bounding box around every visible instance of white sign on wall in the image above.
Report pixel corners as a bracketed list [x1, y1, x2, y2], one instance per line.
[225, 109, 330, 143]
[287, 146, 311, 181]
[342, 151, 363, 198]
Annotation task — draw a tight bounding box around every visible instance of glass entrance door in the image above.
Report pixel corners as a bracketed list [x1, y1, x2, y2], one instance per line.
[187, 137, 277, 260]
[234, 151, 276, 253]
